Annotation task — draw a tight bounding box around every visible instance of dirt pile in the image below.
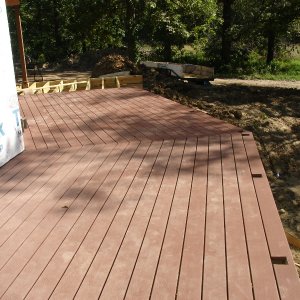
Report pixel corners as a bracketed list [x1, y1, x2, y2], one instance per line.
[91, 54, 136, 77]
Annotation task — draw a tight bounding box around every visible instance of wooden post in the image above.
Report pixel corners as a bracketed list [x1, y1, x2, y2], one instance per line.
[5, 1, 28, 87]
[5, 0, 20, 5]
[14, 4, 28, 88]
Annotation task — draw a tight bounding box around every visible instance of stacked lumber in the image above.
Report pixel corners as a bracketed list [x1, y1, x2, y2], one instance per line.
[17, 75, 143, 95]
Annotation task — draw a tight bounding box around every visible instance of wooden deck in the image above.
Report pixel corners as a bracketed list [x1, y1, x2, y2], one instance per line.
[0, 88, 299, 299]
[19, 88, 240, 150]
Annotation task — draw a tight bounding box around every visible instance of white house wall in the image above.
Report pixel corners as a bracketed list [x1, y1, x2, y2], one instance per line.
[0, 0, 24, 167]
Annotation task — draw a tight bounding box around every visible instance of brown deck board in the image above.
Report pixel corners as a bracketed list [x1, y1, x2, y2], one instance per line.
[121, 90, 236, 134]
[176, 137, 208, 300]
[0, 149, 63, 226]
[124, 140, 186, 299]
[99, 89, 211, 137]
[19, 88, 242, 150]
[0, 146, 96, 297]
[30, 141, 147, 300]
[3, 144, 133, 299]
[0, 147, 94, 265]
[48, 141, 162, 299]
[62, 91, 133, 142]
[37, 94, 86, 147]
[202, 135, 227, 299]
[21, 96, 48, 150]
[23, 144, 125, 299]
[83, 91, 151, 141]
[62, 142, 155, 300]
[0, 149, 48, 200]
[33, 94, 71, 147]
[52, 97, 114, 144]
[0, 148, 81, 249]
[92, 90, 187, 140]
[151, 138, 196, 299]
[232, 134, 280, 300]
[242, 133, 300, 299]
[98, 140, 175, 300]
[221, 134, 253, 300]
[0, 88, 298, 299]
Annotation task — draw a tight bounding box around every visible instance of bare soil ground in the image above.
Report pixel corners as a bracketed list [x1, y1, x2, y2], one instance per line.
[215, 78, 300, 90]
[19, 68, 300, 274]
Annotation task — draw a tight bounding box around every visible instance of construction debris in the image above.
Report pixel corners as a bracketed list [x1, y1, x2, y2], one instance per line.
[17, 75, 143, 95]
[141, 61, 214, 83]
[286, 231, 300, 249]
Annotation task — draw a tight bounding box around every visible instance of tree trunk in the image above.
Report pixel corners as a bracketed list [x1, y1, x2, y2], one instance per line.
[53, 0, 61, 46]
[52, 0, 62, 58]
[124, 0, 137, 61]
[221, 0, 233, 66]
[163, 40, 172, 61]
[266, 30, 275, 64]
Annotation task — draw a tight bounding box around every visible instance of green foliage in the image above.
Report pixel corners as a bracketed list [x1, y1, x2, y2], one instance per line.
[218, 53, 300, 80]
[5, 0, 300, 77]
[250, 59, 300, 80]
[172, 47, 208, 65]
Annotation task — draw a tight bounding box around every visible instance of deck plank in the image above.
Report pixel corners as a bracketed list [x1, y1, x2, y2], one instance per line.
[95, 141, 174, 300]
[53, 141, 157, 300]
[34, 94, 77, 147]
[121, 92, 219, 137]
[93, 90, 184, 140]
[12, 142, 138, 299]
[0, 146, 96, 297]
[122, 89, 238, 134]
[102, 89, 210, 137]
[232, 133, 280, 300]
[61, 94, 119, 144]
[85, 90, 159, 141]
[0, 147, 84, 251]
[19, 88, 241, 150]
[44, 94, 94, 146]
[150, 138, 196, 299]
[2, 144, 128, 299]
[202, 135, 227, 300]
[0, 149, 63, 227]
[242, 133, 300, 299]
[26, 95, 70, 148]
[53, 92, 108, 145]
[19, 103, 36, 149]
[21, 96, 47, 149]
[0, 149, 48, 202]
[124, 140, 186, 299]
[30, 94, 73, 148]
[221, 134, 253, 300]
[176, 137, 208, 300]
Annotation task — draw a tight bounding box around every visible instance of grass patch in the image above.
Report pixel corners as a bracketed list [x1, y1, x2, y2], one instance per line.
[144, 45, 300, 81]
[245, 59, 300, 81]
[215, 59, 300, 81]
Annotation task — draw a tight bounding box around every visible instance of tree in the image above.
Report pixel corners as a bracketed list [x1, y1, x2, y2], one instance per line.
[220, 0, 235, 66]
[260, 0, 300, 64]
[6, 0, 299, 68]
[142, 0, 217, 61]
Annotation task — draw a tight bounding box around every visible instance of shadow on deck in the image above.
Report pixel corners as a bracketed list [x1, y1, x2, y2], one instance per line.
[0, 88, 299, 299]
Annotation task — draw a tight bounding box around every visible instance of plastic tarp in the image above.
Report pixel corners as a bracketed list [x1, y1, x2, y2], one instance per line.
[0, 0, 24, 167]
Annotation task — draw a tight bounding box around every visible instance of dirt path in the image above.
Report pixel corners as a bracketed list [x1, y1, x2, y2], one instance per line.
[215, 78, 300, 90]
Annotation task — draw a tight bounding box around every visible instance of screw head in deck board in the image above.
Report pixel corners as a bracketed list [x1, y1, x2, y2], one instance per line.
[271, 256, 288, 265]
[251, 173, 263, 178]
